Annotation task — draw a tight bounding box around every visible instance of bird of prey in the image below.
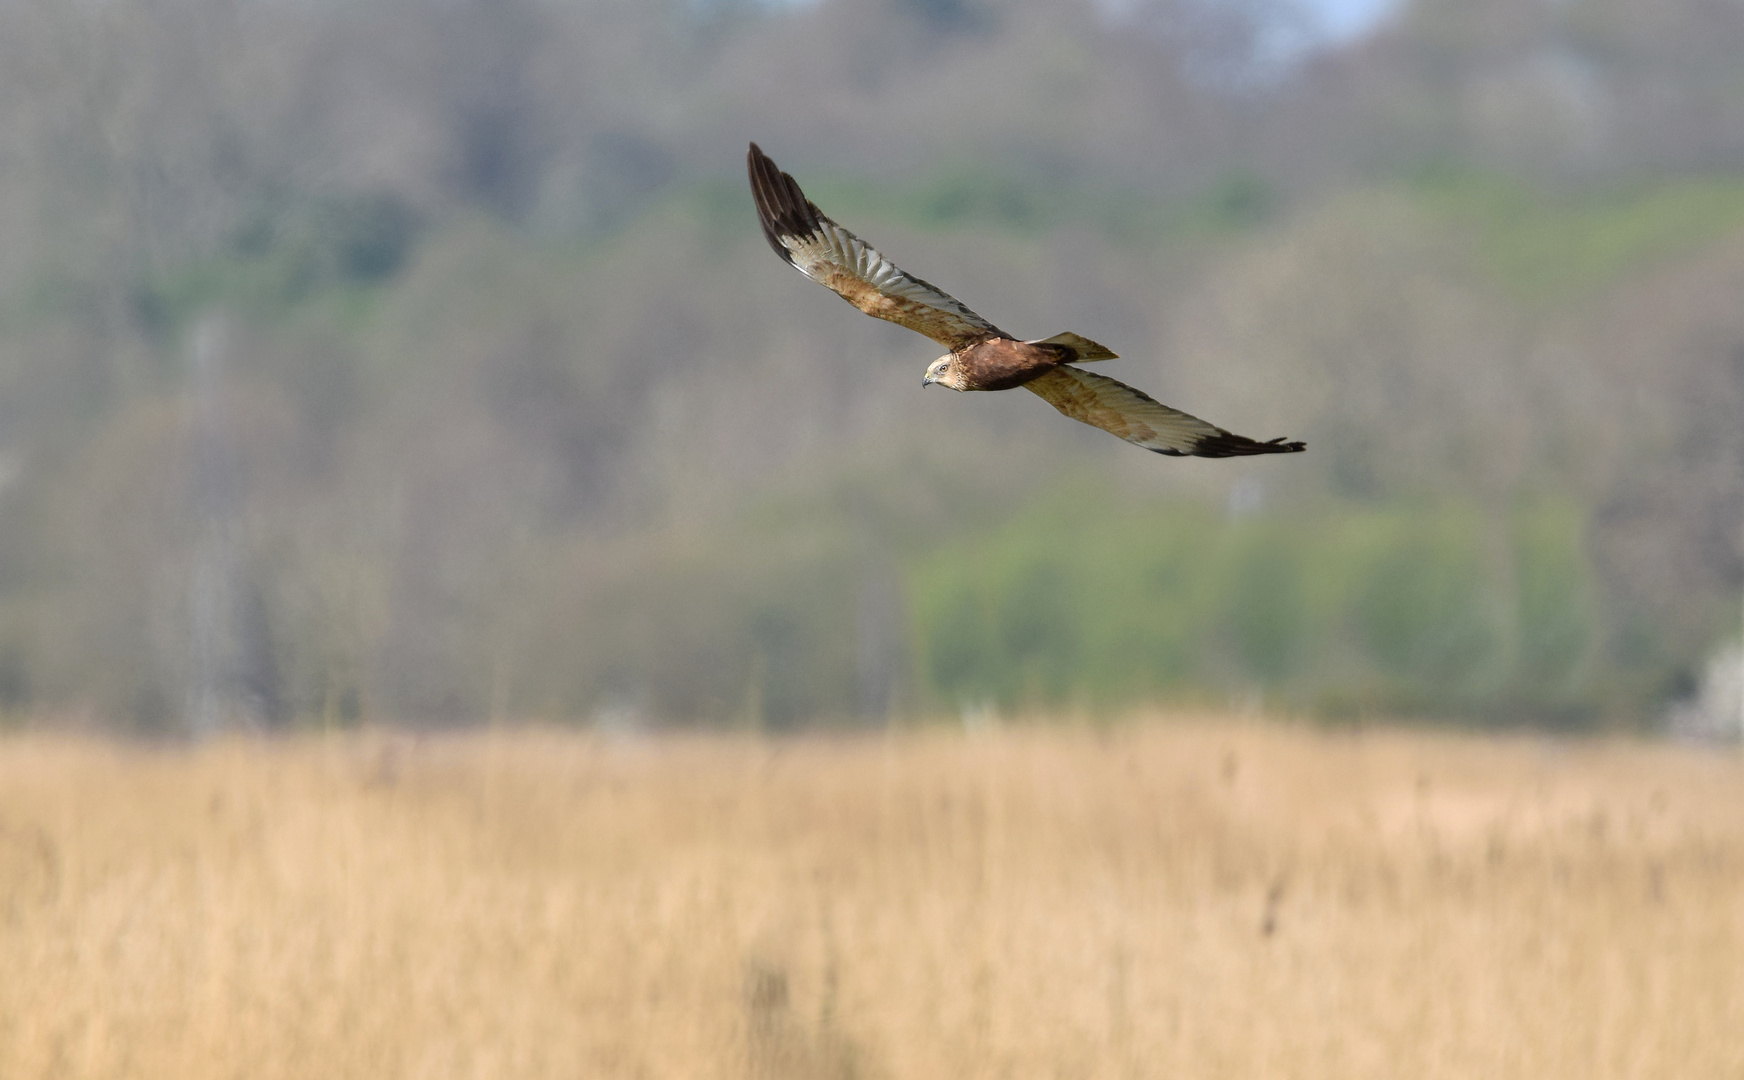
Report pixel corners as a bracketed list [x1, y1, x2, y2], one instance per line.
[747, 143, 1305, 458]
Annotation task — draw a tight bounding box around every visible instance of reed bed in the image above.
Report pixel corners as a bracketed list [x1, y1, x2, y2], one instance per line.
[0, 717, 1739, 1079]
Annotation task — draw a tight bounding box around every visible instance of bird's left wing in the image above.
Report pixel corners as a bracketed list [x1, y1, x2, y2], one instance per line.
[1025, 365, 1306, 457]
[749, 143, 1006, 352]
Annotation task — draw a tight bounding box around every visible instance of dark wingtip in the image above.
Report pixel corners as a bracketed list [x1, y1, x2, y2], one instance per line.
[747, 141, 814, 265]
[1179, 433, 1308, 459]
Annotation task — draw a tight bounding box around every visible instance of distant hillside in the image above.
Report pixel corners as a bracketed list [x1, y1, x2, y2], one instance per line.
[0, 0, 1739, 730]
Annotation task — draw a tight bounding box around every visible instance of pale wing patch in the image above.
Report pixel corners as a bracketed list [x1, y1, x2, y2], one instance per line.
[1025, 366, 1305, 458]
[778, 213, 1003, 350]
[750, 145, 1004, 351]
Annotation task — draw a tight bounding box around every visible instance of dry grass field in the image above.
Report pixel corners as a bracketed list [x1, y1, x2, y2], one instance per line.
[0, 717, 1740, 1080]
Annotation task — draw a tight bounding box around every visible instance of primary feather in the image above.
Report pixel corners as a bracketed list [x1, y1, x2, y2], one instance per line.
[748, 143, 1006, 351]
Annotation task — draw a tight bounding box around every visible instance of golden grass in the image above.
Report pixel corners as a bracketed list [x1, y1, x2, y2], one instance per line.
[1, 717, 1741, 1079]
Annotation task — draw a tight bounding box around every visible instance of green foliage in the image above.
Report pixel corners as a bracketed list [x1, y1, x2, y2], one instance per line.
[585, 518, 869, 730]
[1411, 167, 1744, 302]
[909, 490, 1224, 710]
[1509, 497, 1599, 702]
[134, 192, 425, 335]
[907, 486, 1613, 722]
[1225, 532, 1306, 684]
[1350, 508, 1498, 695]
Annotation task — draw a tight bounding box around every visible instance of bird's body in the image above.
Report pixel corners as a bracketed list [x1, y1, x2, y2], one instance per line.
[747, 143, 1305, 459]
[930, 336, 1077, 392]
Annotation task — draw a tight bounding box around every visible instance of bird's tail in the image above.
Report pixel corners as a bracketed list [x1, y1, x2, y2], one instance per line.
[1029, 332, 1118, 362]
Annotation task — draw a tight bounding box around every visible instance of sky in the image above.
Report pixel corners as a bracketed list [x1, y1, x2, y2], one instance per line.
[761, 0, 1405, 47]
[1306, 0, 1399, 43]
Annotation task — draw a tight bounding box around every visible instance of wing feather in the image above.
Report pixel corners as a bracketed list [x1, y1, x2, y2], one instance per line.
[1025, 366, 1306, 458]
[749, 143, 1005, 351]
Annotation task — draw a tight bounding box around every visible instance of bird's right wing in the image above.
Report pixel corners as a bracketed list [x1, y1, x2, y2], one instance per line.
[1025, 366, 1306, 457]
[749, 143, 1006, 352]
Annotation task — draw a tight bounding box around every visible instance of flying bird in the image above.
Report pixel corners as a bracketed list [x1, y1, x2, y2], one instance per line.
[747, 143, 1305, 458]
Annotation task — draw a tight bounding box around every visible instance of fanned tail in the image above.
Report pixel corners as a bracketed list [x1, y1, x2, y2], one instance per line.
[1029, 332, 1118, 362]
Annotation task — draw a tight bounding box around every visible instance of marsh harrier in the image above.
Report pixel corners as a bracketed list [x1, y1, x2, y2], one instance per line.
[748, 143, 1304, 458]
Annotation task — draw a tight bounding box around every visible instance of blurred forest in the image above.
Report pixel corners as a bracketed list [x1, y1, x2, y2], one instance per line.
[0, 0, 1740, 732]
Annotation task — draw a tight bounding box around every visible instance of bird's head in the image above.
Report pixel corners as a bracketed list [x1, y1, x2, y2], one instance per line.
[922, 355, 966, 391]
